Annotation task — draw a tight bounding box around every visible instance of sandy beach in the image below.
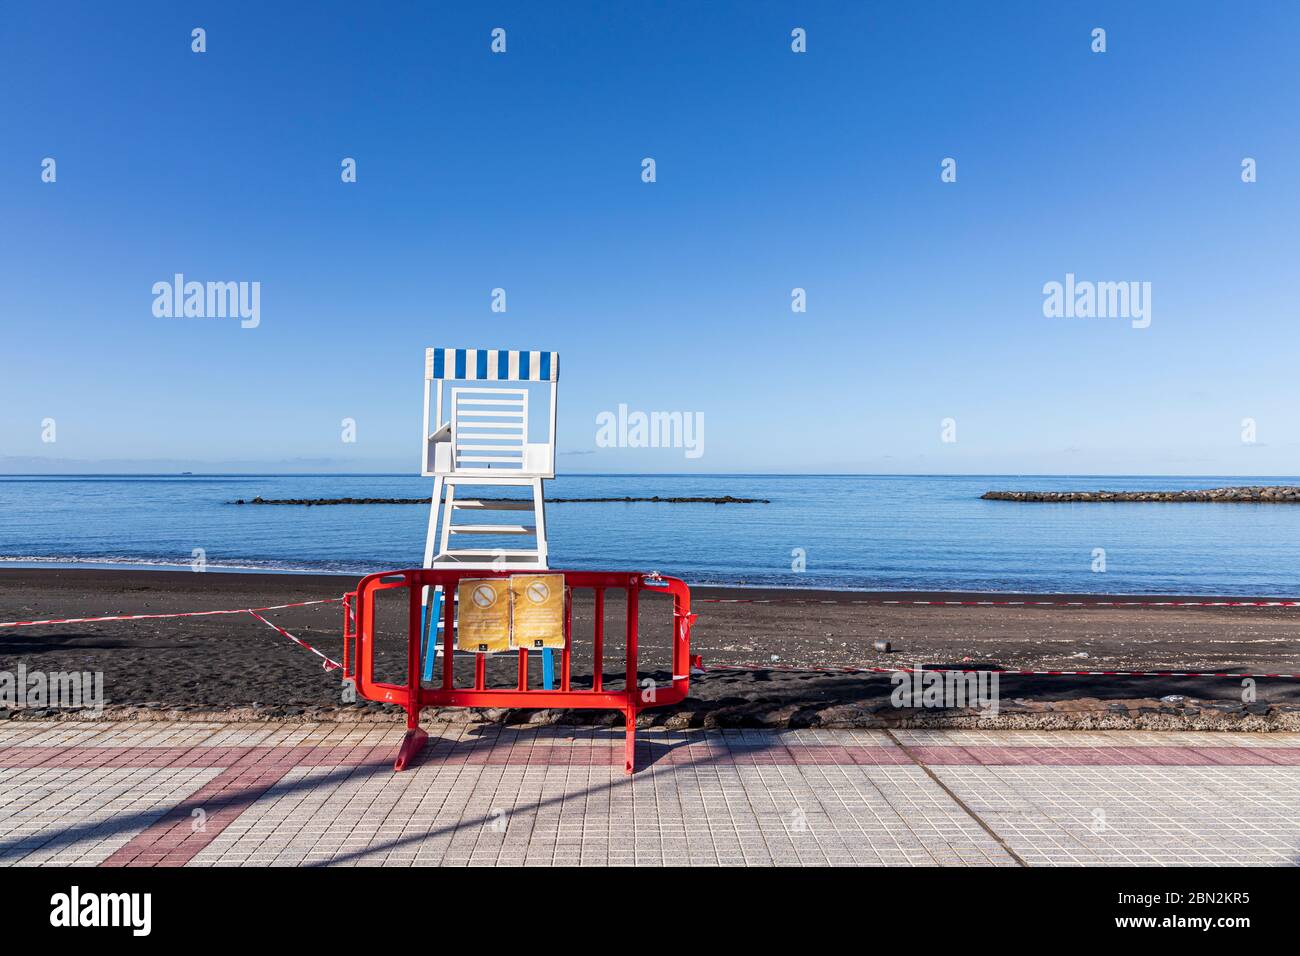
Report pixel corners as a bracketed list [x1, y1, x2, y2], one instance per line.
[1, 568, 1297, 728]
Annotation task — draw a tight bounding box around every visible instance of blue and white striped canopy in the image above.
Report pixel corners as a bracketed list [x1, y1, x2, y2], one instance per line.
[425, 348, 559, 382]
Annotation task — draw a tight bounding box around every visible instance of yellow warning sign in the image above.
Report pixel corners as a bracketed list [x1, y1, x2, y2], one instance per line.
[456, 578, 511, 653]
[510, 574, 565, 650]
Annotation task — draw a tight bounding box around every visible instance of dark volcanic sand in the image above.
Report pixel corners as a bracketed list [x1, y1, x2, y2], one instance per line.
[1, 569, 1297, 726]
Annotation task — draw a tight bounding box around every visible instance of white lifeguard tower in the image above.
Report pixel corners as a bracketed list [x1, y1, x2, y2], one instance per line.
[418, 346, 561, 684]
[421, 347, 559, 572]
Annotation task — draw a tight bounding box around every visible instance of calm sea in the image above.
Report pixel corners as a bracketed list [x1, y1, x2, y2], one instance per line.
[2, 474, 1299, 596]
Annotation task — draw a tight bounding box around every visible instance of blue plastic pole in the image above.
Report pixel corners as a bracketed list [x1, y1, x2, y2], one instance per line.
[420, 587, 443, 682]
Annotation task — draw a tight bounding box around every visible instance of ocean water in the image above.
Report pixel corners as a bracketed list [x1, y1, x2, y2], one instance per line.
[2, 474, 1300, 596]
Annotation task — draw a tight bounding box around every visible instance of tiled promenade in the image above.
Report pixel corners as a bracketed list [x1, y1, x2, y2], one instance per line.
[0, 721, 1297, 866]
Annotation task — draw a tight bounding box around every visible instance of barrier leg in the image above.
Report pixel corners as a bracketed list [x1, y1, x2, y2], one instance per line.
[396, 583, 428, 771]
[624, 704, 637, 774]
[395, 725, 428, 771]
[396, 679, 429, 770]
[625, 584, 639, 774]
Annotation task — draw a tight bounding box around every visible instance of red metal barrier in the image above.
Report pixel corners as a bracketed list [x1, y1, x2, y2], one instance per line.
[345, 569, 694, 773]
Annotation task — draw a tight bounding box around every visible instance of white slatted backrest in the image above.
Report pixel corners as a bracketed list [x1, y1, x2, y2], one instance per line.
[451, 387, 528, 471]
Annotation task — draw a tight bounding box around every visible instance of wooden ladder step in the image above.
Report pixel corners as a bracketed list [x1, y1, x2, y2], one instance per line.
[433, 550, 544, 565]
[438, 549, 540, 557]
[449, 524, 536, 535]
[451, 499, 533, 511]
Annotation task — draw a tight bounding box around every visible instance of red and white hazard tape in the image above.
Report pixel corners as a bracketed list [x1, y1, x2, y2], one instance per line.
[0, 597, 344, 672]
[695, 595, 1300, 678]
[706, 662, 1300, 679]
[0, 597, 340, 629]
[697, 597, 1300, 609]
[246, 609, 342, 671]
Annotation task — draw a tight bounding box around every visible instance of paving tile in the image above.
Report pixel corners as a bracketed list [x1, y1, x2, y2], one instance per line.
[0, 722, 1297, 866]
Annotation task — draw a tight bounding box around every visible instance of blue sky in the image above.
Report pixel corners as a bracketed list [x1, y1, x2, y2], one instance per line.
[2, 1, 1298, 475]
